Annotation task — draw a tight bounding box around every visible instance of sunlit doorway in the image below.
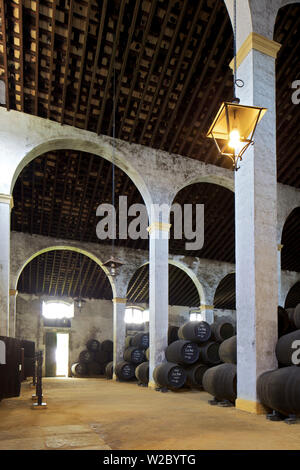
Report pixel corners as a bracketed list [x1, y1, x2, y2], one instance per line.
[56, 333, 69, 377]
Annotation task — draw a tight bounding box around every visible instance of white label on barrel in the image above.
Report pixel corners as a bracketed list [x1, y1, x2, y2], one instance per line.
[141, 335, 149, 349]
[195, 324, 208, 340]
[132, 349, 143, 363]
[122, 364, 133, 377]
[169, 367, 184, 386]
[183, 343, 197, 362]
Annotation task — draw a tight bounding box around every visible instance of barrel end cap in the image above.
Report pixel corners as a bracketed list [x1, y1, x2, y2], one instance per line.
[236, 398, 267, 415]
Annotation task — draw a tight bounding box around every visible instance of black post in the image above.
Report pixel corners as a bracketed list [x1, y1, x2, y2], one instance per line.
[36, 350, 43, 405]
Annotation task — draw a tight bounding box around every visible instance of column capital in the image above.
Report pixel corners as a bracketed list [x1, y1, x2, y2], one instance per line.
[200, 305, 214, 311]
[230, 32, 281, 71]
[147, 222, 171, 234]
[9, 289, 18, 296]
[112, 297, 127, 304]
[277, 244, 284, 252]
[0, 194, 14, 210]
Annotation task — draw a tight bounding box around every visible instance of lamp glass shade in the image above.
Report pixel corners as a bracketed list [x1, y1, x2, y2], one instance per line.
[207, 102, 267, 145]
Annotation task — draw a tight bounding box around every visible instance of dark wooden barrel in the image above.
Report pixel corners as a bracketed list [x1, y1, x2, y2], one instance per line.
[101, 340, 113, 352]
[131, 333, 149, 350]
[275, 330, 300, 366]
[219, 336, 237, 364]
[20, 339, 35, 358]
[294, 304, 300, 329]
[71, 362, 87, 377]
[145, 348, 150, 360]
[178, 321, 211, 344]
[94, 350, 110, 364]
[124, 347, 145, 364]
[153, 362, 186, 389]
[105, 361, 113, 379]
[184, 364, 210, 388]
[198, 341, 221, 365]
[202, 363, 237, 403]
[257, 366, 300, 416]
[168, 326, 179, 345]
[115, 361, 136, 381]
[278, 306, 290, 337]
[0, 336, 22, 400]
[211, 321, 235, 343]
[78, 350, 95, 363]
[87, 361, 104, 375]
[125, 336, 133, 348]
[24, 357, 35, 378]
[165, 340, 199, 365]
[86, 339, 101, 352]
[135, 361, 149, 384]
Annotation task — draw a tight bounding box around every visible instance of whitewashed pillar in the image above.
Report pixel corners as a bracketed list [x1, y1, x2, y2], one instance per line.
[0, 194, 13, 336]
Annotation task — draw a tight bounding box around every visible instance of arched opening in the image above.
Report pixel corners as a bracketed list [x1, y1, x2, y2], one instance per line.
[285, 282, 300, 309]
[126, 262, 202, 334]
[213, 273, 236, 323]
[281, 208, 300, 272]
[15, 248, 114, 377]
[170, 182, 235, 263]
[274, 4, 300, 188]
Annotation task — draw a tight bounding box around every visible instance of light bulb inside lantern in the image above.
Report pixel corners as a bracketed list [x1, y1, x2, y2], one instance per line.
[111, 263, 116, 277]
[228, 129, 241, 153]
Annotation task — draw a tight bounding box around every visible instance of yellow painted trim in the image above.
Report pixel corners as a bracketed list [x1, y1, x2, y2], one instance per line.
[0, 194, 14, 209]
[147, 222, 171, 234]
[9, 289, 18, 296]
[112, 297, 127, 304]
[235, 398, 267, 415]
[277, 244, 284, 252]
[229, 33, 281, 70]
[148, 381, 157, 390]
[200, 305, 214, 311]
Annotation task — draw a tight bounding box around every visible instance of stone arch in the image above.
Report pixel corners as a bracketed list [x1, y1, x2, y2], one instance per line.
[9, 134, 153, 215]
[126, 260, 205, 307]
[173, 174, 234, 199]
[14, 245, 116, 298]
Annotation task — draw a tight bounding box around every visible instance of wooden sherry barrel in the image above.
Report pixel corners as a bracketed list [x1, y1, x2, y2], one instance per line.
[275, 330, 300, 366]
[211, 321, 235, 343]
[115, 361, 136, 381]
[294, 304, 300, 329]
[71, 362, 87, 377]
[153, 362, 186, 389]
[131, 333, 149, 350]
[219, 336, 237, 364]
[198, 341, 221, 365]
[165, 340, 199, 365]
[0, 336, 22, 400]
[78, 350, 95, 364]
[123, 347, 145, 364]
[135, 361, 149, 384]
[257, 366, 300, 416]
[20, 339, 35, 358]
[101, 340, 113, 352]
[125, 336, 133, 348]
[87, 361, 104, 375]
[178, 321, 211, 344]
[105, 361, 113, 379]
[94, 350, 110, 364]
[184, 364, 210, 388]
[202, 363, 237, 403]
[24, 356, 35, 378]
[278, 306, 290, 337]
[168, 326, 179, 345]
[86, 339, 100, 352]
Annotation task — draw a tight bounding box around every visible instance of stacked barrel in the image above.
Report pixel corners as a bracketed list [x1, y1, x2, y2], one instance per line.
[114, 333, 149, 382]
[153, 319, 235, 392]
[257, 303, 300, 418]
[71, 338, 113, 377]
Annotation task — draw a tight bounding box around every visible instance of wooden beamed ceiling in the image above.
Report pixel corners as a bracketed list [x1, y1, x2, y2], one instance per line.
[0, 1, 299, 184]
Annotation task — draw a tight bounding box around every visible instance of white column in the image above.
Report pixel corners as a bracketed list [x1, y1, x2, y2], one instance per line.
[9, 289, 18, 338]
[148, 221, 170, 389]
[234, 35, 281, 413]
[112, 297, 127, 380]
[199, 305, 214, 324]
[0, 194, 12, 336]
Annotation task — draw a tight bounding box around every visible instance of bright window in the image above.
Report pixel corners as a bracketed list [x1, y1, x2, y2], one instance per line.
[190, 312, 202, 322]
[42, 301, 74, 319]
[125, 307, 148, 324]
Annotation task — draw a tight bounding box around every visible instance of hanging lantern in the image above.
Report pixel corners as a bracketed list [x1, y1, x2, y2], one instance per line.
[207, 99, 267, 171]
[102, 256, 125, 277]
